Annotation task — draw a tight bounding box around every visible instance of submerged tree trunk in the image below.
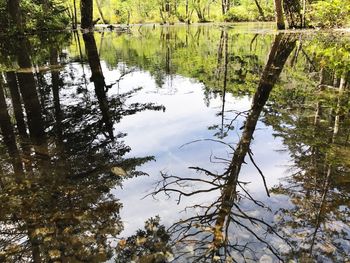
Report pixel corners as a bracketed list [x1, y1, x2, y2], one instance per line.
[81, 0, 93, 29]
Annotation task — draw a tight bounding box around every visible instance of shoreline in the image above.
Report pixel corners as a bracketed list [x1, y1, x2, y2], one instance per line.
[1, 22, 349, 37]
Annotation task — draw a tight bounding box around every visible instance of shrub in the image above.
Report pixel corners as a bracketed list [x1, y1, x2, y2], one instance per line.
[225, 5, 258, 22]
[224, 3, 274, 22]
[309, 0, 350, 28]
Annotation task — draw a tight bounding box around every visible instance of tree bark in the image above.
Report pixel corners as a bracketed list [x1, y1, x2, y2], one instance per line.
[221, 0, 230, 15]
[274, 0, 285, 30]
[95, 0, 109, 24]
[7, 0, 23, 32]
[73, 0, 78, 29]
[81, 0, 93, 29]
[283, 0, 302, 28]
[254, 0, 265, 21]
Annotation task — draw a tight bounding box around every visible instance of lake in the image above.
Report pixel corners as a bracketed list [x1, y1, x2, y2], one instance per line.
[0, 23, 349, 262]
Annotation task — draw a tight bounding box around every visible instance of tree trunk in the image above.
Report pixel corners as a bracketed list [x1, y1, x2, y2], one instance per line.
[185, 0, 189, 23]
[274, 0, 285, 29]
[73, 0, 78, 29]
[302, 0, 306, 27]
[95, 0, 109, 24]
[221, 0, 230, 15]
[7, 0, 23, 32]
[81, 0, 93, 29]
[283, 0, 302, 28]
[254, 0, 265, 21]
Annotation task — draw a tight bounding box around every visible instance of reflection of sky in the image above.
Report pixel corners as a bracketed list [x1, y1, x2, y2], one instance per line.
[98, 63, 291, 236]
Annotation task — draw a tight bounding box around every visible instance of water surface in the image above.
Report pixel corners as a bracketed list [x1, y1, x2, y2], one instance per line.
[0, 24, 349, 262]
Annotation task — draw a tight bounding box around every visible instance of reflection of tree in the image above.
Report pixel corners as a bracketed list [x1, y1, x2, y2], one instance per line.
[110, 26, 269, 97]
[265, 69, 350, 261]
[208, 31, 262, 139]
[150, 34, 297, 262]
[0, 34, 164, 262]
[208, 29, 231, 139]
[115, 216, 173, 263]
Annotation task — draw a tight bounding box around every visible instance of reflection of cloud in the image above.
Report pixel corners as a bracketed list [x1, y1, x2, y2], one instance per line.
[106, 70, 291, 237]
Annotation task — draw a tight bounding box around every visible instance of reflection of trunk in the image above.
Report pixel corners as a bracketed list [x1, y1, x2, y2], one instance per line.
[16, 39, 46, 147]
[219, 31, 228, 138]
[6, 72, 28, 138]
[165, 31, 171, 74]
[6, 72, 32, 172]
[333, 76, 346, 136]
[28, 226, 42, 263]
[82, 33, 114, 139]
[0, 80, 24, 181]
[309, 89, 343, 255]
[213, 34, 296, 248]
[274, 0, 285, 30]
[290, 40, 301, 67]
[216, 30, 225, 75]
[50, 48, 63, 143]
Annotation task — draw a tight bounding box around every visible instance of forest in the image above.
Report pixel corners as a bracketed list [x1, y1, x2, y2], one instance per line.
[1, 0, 350, 34]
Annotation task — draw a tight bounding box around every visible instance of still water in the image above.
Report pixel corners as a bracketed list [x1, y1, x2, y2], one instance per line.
[0, 24, 349, 262]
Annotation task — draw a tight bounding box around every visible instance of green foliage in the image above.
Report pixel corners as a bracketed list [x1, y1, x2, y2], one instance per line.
[305, 34, 350, 75]
[224, 1, 274, 22]
[0, 0, 70, 33]
[309, 0, 350, 28]
[225, 5, 258, 22]
[115, 216, 173, 263]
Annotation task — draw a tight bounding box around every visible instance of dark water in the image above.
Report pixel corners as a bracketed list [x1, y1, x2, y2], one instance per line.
[0, 24, 349, 262]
